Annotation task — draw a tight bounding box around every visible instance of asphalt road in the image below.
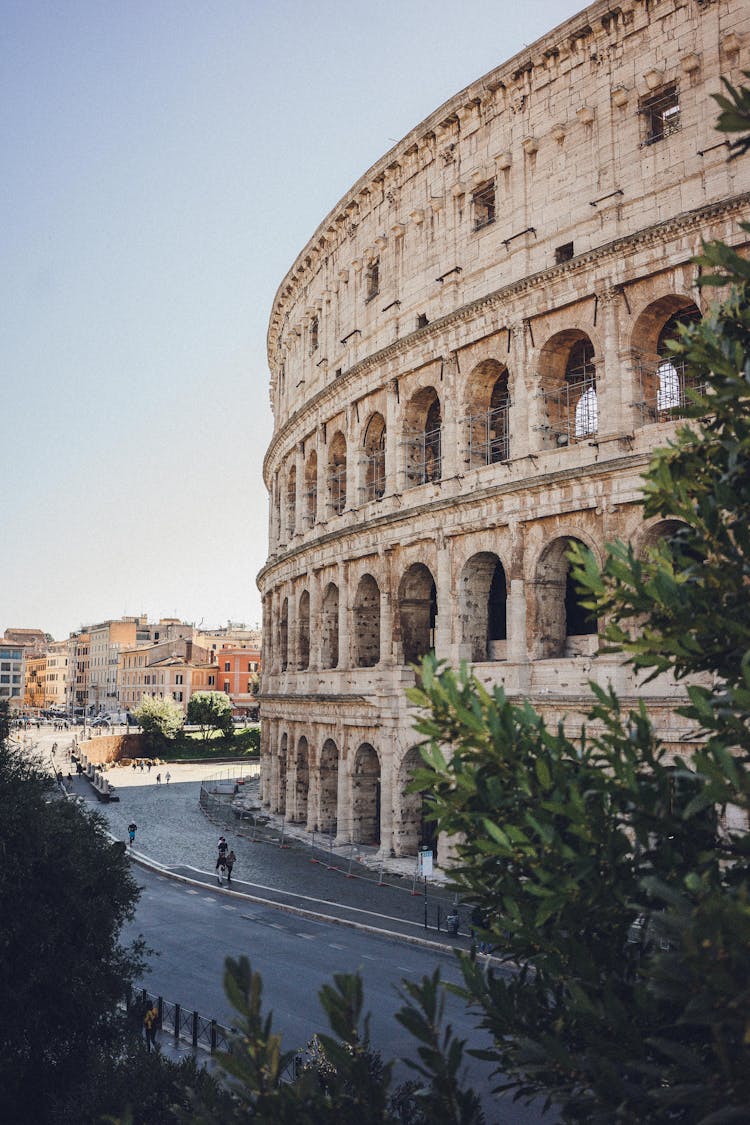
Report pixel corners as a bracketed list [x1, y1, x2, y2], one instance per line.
[123, 866, 553, 1124]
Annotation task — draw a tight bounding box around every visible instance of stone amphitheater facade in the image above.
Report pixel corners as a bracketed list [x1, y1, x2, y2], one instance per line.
[258, 0, 750, 861]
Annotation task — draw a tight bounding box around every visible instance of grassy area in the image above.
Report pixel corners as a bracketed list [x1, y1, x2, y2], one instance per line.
[149, 726, 260, 762]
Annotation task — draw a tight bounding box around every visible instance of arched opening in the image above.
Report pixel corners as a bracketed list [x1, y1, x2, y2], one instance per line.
[352, 743, 381, 845]
[318, 738, 338, 834]
[297, 590, 310, 670]
[539, 331, 597, 445]
[632, 298, 702, 424]
[353, 574, 381, 667]
[320, 582, 339, 669]
[286, 464, 296, 539]
[396, 746, 437, 858]
[536, 537, 598, 658]
[398, 563, 437, 665]
[328, 431, 347, 515]
[293, 736, 309, 823]
[459, 552, 508, 662]
[403, 387, 442, 487]
[466, 360, 511, 467]
[279, 598, 289, 672]
[304, 450, 318, 527]
[362, 413, 386, 501]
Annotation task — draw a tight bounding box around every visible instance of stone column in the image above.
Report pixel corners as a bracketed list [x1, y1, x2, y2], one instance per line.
[338, 561, 350, 671]
[434, 527, 452, 658]
[309, 569, 322, 671]
[379, 547, 395, 667]
[441, 353, 460, 481]
[335, 741, 352, 846]
[294, 440, 305, 538]
[316, 421, 327, 523]
[378, 734, 395, 857]
[515, 320, 545, 455]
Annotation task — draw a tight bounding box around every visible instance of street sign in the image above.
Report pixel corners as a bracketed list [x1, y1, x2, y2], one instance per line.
[418, 847, 433, 877]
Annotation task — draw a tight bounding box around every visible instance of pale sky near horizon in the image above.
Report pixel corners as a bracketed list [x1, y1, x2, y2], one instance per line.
[2, 0, 584, 641]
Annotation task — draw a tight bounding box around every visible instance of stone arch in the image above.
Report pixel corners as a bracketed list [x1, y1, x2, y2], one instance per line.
[297, 589, 310, 670]
[293, 735, 310, 823]
[630, 297, 702, 422]
[352, 743, 381, 845]
[638, 517, 688, 556]
[535, 536, 598, 658]
[318, 738, 339, 833]
[304, 449, 318, 526]
[397, 563, 437, 665]
[395, 745, 436, 858]
[465, 359, 511, 466]
[459, 552, 508, 662]
[279, 597, 289, 672]
[353, 574, 381, 667]
[538, 329, 597, 444]
[328, 430, 347, 515]
[362, 412, 386, 501]
[403, 386, 441, 486]
[320, 582, 340, 669]
[286, 463, 296, 538]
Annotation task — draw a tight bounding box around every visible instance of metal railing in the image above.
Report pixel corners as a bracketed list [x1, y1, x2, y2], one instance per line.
[465, 402, 510, 466]
[634, 358, 708, 425]
[126, 986, 233, 1054]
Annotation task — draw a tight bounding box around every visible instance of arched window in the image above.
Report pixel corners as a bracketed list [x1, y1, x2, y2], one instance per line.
[656, 309, 702, 416]
[286, 464, 296, 539]
[279, 598, 289, 672]
[320, 583, 339, 669]
[353, 574, 381, 667]
[297, 590, 310, 670]
[318, 739, 338, 833]
[352, 744, 380, 845]
[404, 388, 442, 488]
[466, 361, 511, 466]
[304, 450, 318, 527]
[362, 413, 386, 501]
[293, 736, 309, 823]
[398, 563, 437, 664]
[328, 432, 347, 515]
[539, 333, 597, 445]
[535, 538, 598, 659]
[459, 553, 507, 661]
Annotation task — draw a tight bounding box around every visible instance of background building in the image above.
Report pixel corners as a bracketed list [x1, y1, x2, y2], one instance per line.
[258, 0, 750, 860]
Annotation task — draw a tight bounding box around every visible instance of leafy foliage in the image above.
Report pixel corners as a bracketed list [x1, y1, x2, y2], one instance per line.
[0, 710, 144, 1122]
[186, 956, 485, 1124]
[404, 158, 750, 1123]
[134, 692, 184, 751]
[186, 690, 234, 742]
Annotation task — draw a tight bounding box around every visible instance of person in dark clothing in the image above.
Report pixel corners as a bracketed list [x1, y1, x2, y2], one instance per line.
[224, 850, 236, 884]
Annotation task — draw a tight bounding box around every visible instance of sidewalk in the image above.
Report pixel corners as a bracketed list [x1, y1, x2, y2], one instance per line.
[70, 761, 476, 954]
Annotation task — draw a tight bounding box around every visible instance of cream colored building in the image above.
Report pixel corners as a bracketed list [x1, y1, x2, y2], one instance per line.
[45, 639, 68, 710]
[258, 0, 750, 861]
[118, 638, 212, 713]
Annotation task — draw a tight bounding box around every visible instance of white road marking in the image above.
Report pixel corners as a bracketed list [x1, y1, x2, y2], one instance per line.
[296, 933, 315, 940]
[329, 943, 344, 950]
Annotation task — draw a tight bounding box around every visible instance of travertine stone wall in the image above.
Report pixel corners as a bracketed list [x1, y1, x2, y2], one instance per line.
[258, 0, 750, 862]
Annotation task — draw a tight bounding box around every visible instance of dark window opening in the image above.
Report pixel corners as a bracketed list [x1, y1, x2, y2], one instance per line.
[310, 316, 319, 352]
[565, 568, 597, 635]
[417, 313, 429, 329]
[472, 181, 496, 231]
[365, 260, 379, 302]
[641, 85, 680, 145]
[555, 242, 574, 264]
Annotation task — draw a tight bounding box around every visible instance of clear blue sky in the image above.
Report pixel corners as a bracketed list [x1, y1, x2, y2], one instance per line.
[1, 0, 583, 641]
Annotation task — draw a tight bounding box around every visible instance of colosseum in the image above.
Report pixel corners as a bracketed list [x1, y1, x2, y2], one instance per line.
[258, 0, 750, 864]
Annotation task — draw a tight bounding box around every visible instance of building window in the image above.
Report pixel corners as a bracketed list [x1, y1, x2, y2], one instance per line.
[223, 681, 230, 694]
[555, 242, 574, 264]
[224, 661, 231, 672]
[365, 258, 379, 302]
[208, 675, 215, 686]
[472, 180, 496, 231]
[416, 313, 429, 329]
[641, 84, 680, 145]
[175, 674, 183, 685]
[310, 315, 319, 352]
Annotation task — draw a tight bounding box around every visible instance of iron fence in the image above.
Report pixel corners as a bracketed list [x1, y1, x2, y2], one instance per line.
[126, 986, 233, 1054]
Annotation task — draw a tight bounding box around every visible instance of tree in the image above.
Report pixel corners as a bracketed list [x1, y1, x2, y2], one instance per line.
[0, 703, 143, 1123]
[186, 690, 234, 742]
[403, 96, 750, 1121]
[133, 692, 184, 753]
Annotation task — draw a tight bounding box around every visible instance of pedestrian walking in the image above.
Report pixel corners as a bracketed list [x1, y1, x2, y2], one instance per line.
[225, 849, 236, 884]
[132, 762, 137, 772]
[143, 1001, 159, 1052]
[165, 771, 171, 785]
[128, 822, 137, 847]
[215, 836, 228, 872]
[156, 773, 161, 787]
[147, 761, 152, 772]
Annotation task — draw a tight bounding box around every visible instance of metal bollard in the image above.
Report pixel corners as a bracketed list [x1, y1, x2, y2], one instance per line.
[192, 1011, 199, 1048]
[174, 1003, 180, 1041]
